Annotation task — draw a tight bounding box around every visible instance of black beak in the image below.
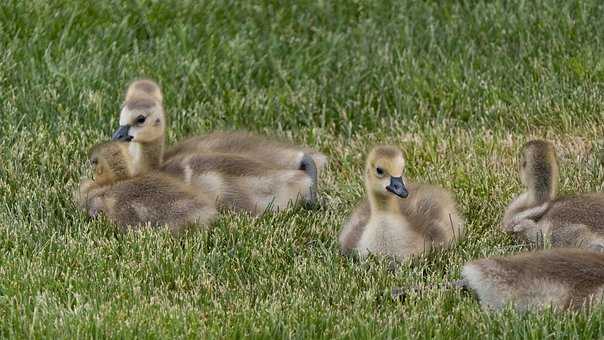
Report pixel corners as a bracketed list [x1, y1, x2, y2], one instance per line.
[112, 125, 132, 141]
[386, 176, 408, 198]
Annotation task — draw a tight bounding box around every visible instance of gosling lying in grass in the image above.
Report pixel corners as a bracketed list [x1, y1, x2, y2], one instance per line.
[503, 140, 604, 251]
[339, 145, 464, 261]
[76, 142, 216, 232]
[111, 79, 325, 212]
[461, 249, 604, 311]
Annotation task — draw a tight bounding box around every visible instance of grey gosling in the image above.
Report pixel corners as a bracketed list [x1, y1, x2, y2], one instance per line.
[339, 145, 464, 261]
[461, 249, 604, 311]
[502, 140, 604, 251]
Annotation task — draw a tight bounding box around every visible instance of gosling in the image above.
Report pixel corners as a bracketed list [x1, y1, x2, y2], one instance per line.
[461, 248, 604, 311]
[339, 145, 464, 261]
[502, 140, 604, 251]
[76, 142, 217, 232]
[111, 80, 326, 189]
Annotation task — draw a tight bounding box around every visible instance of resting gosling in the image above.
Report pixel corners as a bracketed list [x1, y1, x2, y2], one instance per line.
[502, 140, 604, 251]
[162, 152, 316, 215]
[339, 145, 464, 261]
[461, 249, 604, 311]
[76, 142, 217, 232]
[111, 80, 326, 192]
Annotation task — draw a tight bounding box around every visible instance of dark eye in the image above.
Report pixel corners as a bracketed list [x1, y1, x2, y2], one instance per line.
[376, 167, 384, 176]
[521, 160, 527, 168]
[90, 157, 98, 166]
[135, 115, 146, 124]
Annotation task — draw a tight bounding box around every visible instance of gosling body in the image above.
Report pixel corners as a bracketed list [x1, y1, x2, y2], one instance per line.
[339, 145, 464, 261]
[164, 131, 328, 174]
[162, 152, 315, 215]
[461, 249, 604, 311]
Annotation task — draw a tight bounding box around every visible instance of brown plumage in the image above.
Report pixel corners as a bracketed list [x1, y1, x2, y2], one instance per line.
[461, 249, 604, 311]
[75, 142, 217, 232]
[162, 152, 315, 215]
[339, 145, 464, 261]
[502, 140, 604, 251]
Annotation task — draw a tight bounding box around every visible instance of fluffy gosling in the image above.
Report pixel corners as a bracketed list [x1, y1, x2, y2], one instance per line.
[339, 145, 464, 261]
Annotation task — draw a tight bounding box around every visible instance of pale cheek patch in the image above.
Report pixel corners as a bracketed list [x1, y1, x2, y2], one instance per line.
[128, 128, 140, 140]
[378, 178, 389, 191]
[119, 108, 132, 126]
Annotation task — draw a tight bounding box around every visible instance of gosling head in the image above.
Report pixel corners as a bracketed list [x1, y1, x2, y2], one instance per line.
[365, 145, 409, 199]
[88, 142, 133, 186]
[112, 79, 165, 144]
[519, 140, 558, 201]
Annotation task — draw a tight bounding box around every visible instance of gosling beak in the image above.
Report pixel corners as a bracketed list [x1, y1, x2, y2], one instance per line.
[112, 125, 132, 141]
[386, 176, 408, 198]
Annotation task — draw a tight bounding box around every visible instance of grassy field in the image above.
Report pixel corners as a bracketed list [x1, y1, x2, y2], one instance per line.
[2, 0, 604, 338]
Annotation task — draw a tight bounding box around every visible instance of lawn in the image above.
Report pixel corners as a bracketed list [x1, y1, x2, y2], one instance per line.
[2, 0, 604, 338]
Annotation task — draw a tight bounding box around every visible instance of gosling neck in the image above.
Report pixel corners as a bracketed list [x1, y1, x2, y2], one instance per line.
[368, 186, 401, 215]
[527, 167, 558, 205]
[130, 138, 164, 175]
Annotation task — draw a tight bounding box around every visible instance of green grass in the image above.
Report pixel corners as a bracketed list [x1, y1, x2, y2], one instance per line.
[2, 0, 604, 338]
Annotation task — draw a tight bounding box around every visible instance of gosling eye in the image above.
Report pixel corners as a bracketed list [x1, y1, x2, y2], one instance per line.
[135, 115, 146, 125]
[376, 167, 385, 177]
[90, 157, 98, 166]
[521, 160, 527, 168]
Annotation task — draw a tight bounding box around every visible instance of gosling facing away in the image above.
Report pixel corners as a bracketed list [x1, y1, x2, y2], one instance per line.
[502, 140, 604, 251]
[339, 145, 464, 261]
[461, 249, 604, 311]
[76, 142, 217, 232]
